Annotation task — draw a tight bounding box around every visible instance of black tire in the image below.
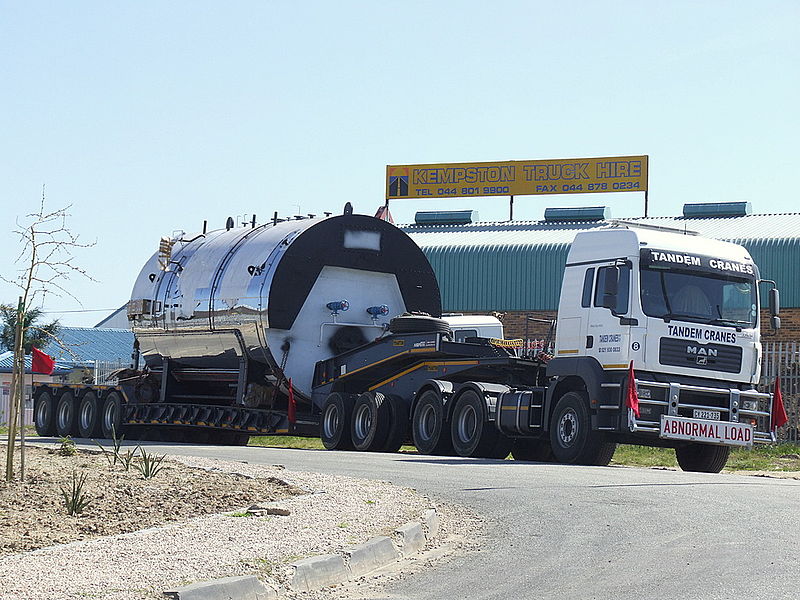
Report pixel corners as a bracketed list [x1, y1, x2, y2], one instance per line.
[55, 391, 78, 437]
[511, 439, 555, 462]
[34, 390, 56, 436]
[388, 315, 451, 335]
[381, 394, 408, 453]
[549, 391, 617, 466]
[412, 389, 452, 455]
[100, 391, 123, 440]
[77, 392, 102, 438]
[320, 392, 355, 450]
[450, 389, 510, 458]
[351, 392, 392, 451]
[675, 443, 730, 473]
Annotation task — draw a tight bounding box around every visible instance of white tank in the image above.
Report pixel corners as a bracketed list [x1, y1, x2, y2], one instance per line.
[128, 213, 441, 400]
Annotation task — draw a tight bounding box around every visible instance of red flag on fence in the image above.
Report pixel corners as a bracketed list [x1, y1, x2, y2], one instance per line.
[287, 378, 296, 425]
[772, 375, 788, 431]
[31, 347, 55, 375]
[626, 361, 640, 419]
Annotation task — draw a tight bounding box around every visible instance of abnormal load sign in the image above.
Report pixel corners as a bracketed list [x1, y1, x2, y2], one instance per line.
[659, 415, 753, 447]
[386, 155, 648, 200]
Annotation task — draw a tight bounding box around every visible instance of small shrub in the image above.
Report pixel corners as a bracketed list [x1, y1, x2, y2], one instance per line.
[60, 470, 90, 515]
[134, 448, 166, 479]
[93, 425, 125, 467]
[120, 447, 139, 472]
[57, 437, 77, 456]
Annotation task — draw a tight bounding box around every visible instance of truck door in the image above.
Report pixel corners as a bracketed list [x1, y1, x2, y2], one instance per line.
[585, 262, 632, 369]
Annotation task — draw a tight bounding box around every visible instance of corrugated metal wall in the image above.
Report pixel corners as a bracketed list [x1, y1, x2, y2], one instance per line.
[421, 235, 799, 312]
[423, 243, 570, 311]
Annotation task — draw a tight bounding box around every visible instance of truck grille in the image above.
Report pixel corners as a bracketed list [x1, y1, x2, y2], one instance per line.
[658, 338, 742, 374]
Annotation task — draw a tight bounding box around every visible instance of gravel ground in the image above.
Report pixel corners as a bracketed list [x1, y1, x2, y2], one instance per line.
[0, 449, 482, 600]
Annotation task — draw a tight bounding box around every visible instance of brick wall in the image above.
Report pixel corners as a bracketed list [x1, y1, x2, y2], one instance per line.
[461, 308, 800, 343]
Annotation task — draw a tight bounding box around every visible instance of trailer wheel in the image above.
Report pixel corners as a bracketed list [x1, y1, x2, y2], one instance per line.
[412, 389, 452, 455]
[675, 443, 730, 473]
[77, 392, 102, 438]
[34, 390, 56, 437]
[511, 439, 554, 462]
[450, 389, 510, 458]
[351, 392, 392, 452]
[100, 391, 123, 440]
[321, 392, 355, 450]
[549, 391, 616, 466]
[55, 391, 78, 437]
[381, 394, 408, 453]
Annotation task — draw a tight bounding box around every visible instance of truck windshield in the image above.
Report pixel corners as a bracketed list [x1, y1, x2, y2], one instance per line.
[640, 268, 757, 328]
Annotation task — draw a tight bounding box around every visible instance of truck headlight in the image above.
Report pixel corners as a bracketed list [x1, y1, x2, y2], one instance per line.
[742, 399, 759, 411]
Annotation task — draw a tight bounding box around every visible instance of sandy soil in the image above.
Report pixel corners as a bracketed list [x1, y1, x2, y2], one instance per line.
[0, 444, 303, 556]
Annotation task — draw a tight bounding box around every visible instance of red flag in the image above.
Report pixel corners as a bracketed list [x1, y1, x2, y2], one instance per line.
[626, 361, 640, 419]
[31, 347, 55, 375]
[772, 375, 788, 431]
[287, 378, 296, 425]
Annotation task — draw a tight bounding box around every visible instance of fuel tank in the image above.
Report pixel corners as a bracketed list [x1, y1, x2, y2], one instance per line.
[128, 213, 441, 400]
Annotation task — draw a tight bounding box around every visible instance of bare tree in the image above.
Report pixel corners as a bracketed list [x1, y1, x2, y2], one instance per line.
[2, 187, 95, 481]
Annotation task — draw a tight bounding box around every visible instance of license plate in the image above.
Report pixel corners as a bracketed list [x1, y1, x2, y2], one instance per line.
[693, 409, 721, 421]
[660, 415, 753, 447]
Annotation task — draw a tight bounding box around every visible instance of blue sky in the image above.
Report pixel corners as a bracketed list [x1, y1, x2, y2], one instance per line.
[1, 1, 798, 326]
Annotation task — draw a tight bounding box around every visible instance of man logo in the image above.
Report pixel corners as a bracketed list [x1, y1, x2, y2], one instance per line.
[686, 345, 718, 357]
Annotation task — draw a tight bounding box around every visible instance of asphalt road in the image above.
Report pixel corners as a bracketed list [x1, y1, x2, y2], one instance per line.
[39, 439, 800, 599]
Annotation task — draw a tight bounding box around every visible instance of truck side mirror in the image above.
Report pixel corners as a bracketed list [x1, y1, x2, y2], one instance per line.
[771, 315, 781, 330]
[769, 288, 780, 316]
[601, 267, 619, 310]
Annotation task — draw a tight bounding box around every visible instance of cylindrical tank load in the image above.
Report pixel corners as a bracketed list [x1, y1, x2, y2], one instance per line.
[127, 213, 441, 404]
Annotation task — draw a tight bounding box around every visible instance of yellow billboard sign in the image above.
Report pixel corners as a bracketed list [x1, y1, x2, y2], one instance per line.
[386, 155, 648, 199]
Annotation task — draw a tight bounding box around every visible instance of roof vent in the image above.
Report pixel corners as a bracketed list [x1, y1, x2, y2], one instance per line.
[414, 210, 478, 225]
[544, 206, 610, 222]
[682, 202, 752, 218]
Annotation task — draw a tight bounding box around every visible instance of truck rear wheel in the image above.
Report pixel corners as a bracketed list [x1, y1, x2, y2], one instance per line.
[351, 392, 391, 452]
[100, 391, 123, 440]
[55, 391, 78, 437]
[549, 391, 616, 466]
[34, 390, 56, 436]
[675, 443, 730, 473]
[511, 439, 554, 462]
[450, 389, 511, 459]
[412, 389, 451, 455]
[381, 394, 408, 453]
[77, 392, 102, 438]
[320, 392, 354, 450]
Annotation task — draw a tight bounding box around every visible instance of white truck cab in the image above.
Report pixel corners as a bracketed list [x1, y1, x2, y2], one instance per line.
[442, 314, 505, 342]
[547, 223, 780, 470]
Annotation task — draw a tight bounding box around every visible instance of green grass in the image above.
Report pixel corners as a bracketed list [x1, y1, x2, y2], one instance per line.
[0, 425, 37, 436]
[611, 443, 800, 471]
[247, 435, 416, 453]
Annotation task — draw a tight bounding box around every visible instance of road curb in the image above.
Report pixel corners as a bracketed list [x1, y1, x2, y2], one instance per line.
[288, 506, 438, 591]
[164, 575, 277, 600]
[290, 554, 350, 591]
[345, 535, 401, 578]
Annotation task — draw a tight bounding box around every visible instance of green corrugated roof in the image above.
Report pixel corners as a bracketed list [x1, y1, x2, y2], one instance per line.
[402, 212, 800, 311]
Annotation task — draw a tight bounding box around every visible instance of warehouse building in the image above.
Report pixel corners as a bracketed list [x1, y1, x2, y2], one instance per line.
[402, 202, 800, 343]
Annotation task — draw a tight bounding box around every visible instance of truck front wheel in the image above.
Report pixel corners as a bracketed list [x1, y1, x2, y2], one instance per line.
[412, 389, 451, 455]
[320, 392, 354, 450]
[675, 443, 730, 473]
[549, 391, 616, 466]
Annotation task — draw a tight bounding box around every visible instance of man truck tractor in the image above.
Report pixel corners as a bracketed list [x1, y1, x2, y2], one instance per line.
[33, 210, 783, 472]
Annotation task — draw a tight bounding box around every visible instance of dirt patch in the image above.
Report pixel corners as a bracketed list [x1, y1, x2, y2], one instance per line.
[0, 444, 304, 556]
